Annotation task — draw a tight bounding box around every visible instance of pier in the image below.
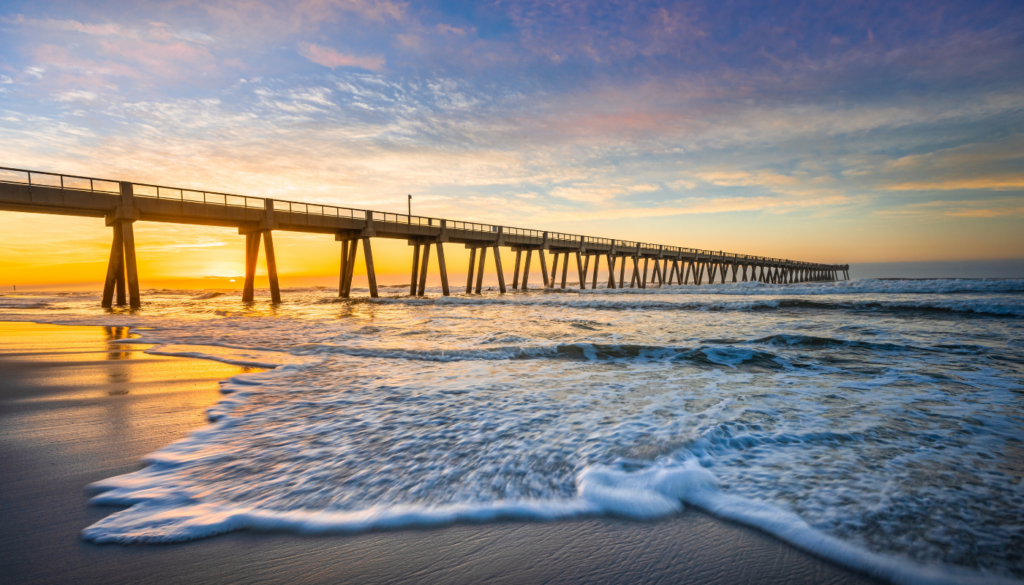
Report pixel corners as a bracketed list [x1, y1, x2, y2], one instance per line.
[0, 166, 849, 307]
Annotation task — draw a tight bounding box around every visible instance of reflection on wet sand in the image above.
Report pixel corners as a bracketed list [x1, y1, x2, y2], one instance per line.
[103, 326, 136, 362]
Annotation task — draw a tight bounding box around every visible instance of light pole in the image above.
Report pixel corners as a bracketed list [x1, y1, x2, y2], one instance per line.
[408, 194, 411, 217]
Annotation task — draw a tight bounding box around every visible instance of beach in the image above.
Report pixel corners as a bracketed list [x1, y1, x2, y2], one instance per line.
[0, 320, 879, 585]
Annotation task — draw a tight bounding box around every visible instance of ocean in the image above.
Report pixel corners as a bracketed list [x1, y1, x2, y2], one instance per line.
[2, 279, 1022, 584]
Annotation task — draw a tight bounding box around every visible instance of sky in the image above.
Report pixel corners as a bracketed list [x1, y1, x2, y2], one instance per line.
[0, 0, 1022, 289]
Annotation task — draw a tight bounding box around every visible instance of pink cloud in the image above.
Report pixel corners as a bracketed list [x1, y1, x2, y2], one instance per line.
[32, 44, 142, 79]
[298, 43, 384, 70]
[97, 38, 217, 77]
[1, 15, 135, 38]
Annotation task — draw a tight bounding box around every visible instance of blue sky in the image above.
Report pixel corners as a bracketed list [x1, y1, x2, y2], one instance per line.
[0, 0, 1022, 266]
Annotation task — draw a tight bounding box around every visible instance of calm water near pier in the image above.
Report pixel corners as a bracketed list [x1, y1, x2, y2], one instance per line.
[2, 279, 1022, 583]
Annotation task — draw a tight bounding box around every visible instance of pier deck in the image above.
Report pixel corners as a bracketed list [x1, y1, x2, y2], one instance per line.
[0, 166, 849, 307]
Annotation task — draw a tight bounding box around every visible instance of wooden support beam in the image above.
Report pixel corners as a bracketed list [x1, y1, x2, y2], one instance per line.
[363, 237, 378, 298]
[339, 240, 349, 296]
[119, 221, 141, 308]
[244, 232, 253, 297]
[619, 256, 626, 287]
[581, 254, 590, 290]
[538, 249, 549, 288]
[493, 246, 506, 293]
[512, 250, 522, 290]
[640, 258, 648, 288]
[651, 258, 661, 287]
[591, 254, 601, 289]
[630, 256, 640, 288]
[575, 252, 585, 290]
[683, 261, 692, 284]
[342, 238, 358, 298]
[243, 230, 261, 303]
[474, 246, 487, 294]
[412, 243, 422, 296]
[465, 247, 476, 294]
[561, 252, 569, 289]
[264, 231, 282, 303]
[607, 255, 617, 289]
[418, 242, 431, 296]
[521, 249, 533, 290]
[436, 243, 450, 296]
[101, 225, 124, 309]
[549, 252, 559, 288]
[115, 251, 126, 306]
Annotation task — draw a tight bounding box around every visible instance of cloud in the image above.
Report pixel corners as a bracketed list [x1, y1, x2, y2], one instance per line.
[298, 43, 385, 71]
[877, 198, 1024, 219]
[1, 15, 133, 37]
[693, 170, 801, 188]
[883, 176, 1024, 191]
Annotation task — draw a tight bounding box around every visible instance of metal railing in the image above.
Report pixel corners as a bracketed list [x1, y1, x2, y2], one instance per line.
[504, 226, 544, 239]
[371, 211, 445, 227]
[274, 200, 367, 220]
[447, 220, 496, 233]
[0, 166, 120, 195]
[547, 231, 580, 245]
[0, 165, 845, 269]
[132, 183, 265, 209]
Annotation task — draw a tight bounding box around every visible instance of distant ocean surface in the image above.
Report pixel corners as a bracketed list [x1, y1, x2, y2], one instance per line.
[2, 279, 1022, 584]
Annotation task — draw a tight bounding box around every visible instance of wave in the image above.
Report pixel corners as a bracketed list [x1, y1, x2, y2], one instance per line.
[326, 294, 1024, 317]
[81, 458, 1018, 585]
[191, 291, 228, 300]
[575, 278, 1024, 296]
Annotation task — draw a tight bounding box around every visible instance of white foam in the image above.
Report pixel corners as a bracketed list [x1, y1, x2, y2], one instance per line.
[145, 344, 317, 369]
[82, 458, 1021, 584]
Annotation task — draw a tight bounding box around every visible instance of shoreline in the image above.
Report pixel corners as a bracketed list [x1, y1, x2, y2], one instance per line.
[0, 320, 881, 584]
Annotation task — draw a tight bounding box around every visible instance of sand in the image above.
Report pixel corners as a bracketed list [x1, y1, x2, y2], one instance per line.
[0, 321, 881, 585]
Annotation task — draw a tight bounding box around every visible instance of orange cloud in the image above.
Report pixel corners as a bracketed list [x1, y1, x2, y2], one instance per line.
[883, 176, 1024, 191]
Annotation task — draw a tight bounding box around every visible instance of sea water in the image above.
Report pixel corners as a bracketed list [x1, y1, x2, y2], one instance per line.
[1, 279, 1022, 584]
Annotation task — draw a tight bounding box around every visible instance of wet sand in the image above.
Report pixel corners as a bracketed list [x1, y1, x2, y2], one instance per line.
[0, 321, 880, 585]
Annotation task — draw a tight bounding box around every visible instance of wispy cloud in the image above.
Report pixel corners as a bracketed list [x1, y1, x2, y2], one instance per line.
[884, 177, 1024, 191]
[298, 43, 385, 71]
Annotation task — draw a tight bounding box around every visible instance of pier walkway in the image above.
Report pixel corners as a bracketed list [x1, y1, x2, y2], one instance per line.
[0, 166, 849, 307]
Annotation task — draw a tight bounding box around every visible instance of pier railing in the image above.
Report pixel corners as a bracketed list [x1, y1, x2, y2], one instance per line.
[0, 165, 833, 267]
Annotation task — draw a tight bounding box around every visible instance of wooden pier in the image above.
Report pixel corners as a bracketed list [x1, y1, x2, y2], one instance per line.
[0, 166, 849, 307]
